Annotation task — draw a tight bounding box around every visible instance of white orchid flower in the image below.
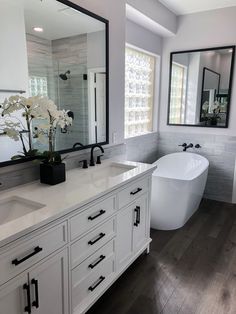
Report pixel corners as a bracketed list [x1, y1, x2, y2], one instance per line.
[202, 101, 209, 111]
[3, 128, 20, 141]
[1, 94, 73, 160]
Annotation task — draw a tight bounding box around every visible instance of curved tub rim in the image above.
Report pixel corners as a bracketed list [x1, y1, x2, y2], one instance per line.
[152, 152, 209, 182]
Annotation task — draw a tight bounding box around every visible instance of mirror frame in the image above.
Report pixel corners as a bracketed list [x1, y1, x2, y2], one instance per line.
[0, 0, 109, 168]
[167, 45, 235, 128]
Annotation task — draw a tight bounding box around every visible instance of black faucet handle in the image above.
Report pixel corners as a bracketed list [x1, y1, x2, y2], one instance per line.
[96, 155, 104, 165]
[189, 143, 194, 148]
[89, 159, 95, 167]
[179, 143, 187, 147]
[195, 144, 201, 149]
[79, 160, 88, 169]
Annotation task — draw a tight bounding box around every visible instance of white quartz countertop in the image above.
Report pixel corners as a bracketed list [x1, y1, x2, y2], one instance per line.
[0, 159, 156, 247]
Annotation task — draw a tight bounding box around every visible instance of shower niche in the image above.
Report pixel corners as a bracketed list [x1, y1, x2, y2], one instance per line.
[0, 0, 108, 165]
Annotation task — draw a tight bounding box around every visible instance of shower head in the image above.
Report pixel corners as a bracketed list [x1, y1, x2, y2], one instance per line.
[59, 70, 70, 80]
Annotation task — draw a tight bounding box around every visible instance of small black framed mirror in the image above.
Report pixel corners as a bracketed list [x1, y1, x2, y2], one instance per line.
[167, 46, 235, 128]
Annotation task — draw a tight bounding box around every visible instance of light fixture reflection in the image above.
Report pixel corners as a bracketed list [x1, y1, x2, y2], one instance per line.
[33, 27, 44, 32]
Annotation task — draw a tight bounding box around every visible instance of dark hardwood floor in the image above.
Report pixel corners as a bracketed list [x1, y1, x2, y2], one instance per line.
[87, 199, 236, 314]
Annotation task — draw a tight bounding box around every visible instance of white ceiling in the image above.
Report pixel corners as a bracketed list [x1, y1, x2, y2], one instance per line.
[23, 0, 105, 40]
[159, 0, 236, 15]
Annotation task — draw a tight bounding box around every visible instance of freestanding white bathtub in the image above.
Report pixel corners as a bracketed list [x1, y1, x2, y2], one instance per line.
[151, 152, 209, 230]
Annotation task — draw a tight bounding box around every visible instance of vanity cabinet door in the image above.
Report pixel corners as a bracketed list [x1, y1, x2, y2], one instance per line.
[0, 273, 28, 314]
[116, 194, 149, 272]
[132, 194, 148, 253]
[116, 205, 133, 271]
[29, 249, 69, 314]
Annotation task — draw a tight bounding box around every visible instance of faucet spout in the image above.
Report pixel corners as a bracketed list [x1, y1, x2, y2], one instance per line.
[90, 144, 104, 166]
[183, 143, 193, 152]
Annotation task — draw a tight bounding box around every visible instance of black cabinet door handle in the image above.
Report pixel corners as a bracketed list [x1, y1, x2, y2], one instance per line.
[12, 246, 43, 266]
[88, 210, 106, 221]
[134, 207, 138, 227]
[23, 283, 31, 314]
[134, 206, 141, 227]
[88, 276, 105, 292]
[88, 255, 106, 269]
[130, 188, 142, 195]
[31, 279, 39, 309]
[88, 233, 105, 245]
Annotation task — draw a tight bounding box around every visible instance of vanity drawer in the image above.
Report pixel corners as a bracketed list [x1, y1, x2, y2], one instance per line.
[118, 176, 149, 209]
[72, 239, 115, 282]
[72, 253, 115, 314]
[0, 222, 67, 286]
[70, 195, 116, 241]
[71, 218, 116, 268]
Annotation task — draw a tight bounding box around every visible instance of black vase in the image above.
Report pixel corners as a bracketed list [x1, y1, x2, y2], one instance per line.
[40, 163, 66, 185]
[210, 118, 218, 126]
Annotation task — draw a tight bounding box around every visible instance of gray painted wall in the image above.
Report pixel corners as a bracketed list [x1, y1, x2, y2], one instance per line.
[160, 6, 236, 135]
[126, 19, 163, 55]
[126, 0, 177, 35]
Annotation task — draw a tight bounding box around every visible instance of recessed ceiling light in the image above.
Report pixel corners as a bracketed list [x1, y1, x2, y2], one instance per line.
[33, 27, 43, 32]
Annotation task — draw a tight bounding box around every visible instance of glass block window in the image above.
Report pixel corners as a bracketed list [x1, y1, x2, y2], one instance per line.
[169, 63, 187, 124]
[29, 76, 48, 97]
[125, 46, 156, 138]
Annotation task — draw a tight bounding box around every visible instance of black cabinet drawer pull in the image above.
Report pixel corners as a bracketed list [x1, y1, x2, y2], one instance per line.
[130, 188, 142, 195]
[88, 210, 106, 221]
[31, 279, 39, 309]
[23, 283, 31, 314]
[12, 246, 43, 266]
[134, 206, 141, 227]
[88, 276, 105, 292]
[88, 233, 105, 245]
[88, 255, 106, 269]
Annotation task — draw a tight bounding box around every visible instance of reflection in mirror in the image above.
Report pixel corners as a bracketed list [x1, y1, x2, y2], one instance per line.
[0, 0, 108, 164]
[168, 46, 235, 128]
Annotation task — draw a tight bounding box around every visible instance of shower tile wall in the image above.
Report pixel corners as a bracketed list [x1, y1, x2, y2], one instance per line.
[26, 34, 56, 100]
[26, 34, 56, 152]
[52, 34, 89, 149]
[157, 132, 236, 202]
[125, 132, 159, 163]
[26, 33, 89, 152]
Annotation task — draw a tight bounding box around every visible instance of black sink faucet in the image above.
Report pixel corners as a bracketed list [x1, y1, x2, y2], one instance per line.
[90, 144, 104, 166]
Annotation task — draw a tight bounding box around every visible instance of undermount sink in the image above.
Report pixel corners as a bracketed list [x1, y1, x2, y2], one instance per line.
[84, 163, 137, 183]
[97, 163, 136, 177]
[0, 196, 45, 225]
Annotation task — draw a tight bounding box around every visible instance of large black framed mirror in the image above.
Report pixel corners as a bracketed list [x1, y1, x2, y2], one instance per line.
[167, 46, 235, 128]
[0, 0, 109, 166]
